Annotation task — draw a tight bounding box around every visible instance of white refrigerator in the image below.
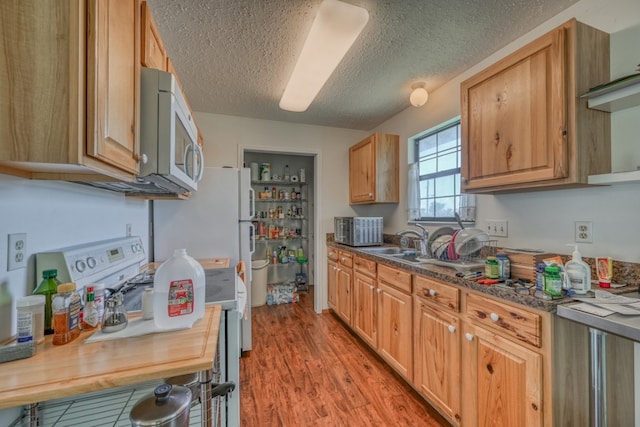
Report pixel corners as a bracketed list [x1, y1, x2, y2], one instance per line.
[153, 167, 255, 351]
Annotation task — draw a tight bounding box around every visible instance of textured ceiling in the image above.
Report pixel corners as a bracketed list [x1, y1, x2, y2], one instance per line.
[147, 0, 580, 131]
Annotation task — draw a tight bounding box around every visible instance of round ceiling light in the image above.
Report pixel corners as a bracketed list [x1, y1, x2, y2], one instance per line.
[409, 83, 429, 107]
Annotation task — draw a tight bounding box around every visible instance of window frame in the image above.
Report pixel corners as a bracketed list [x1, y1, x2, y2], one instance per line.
[410, 117, 473, 223]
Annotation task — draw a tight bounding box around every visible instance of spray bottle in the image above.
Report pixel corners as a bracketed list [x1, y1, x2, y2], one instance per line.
[565, 244, 592, 294]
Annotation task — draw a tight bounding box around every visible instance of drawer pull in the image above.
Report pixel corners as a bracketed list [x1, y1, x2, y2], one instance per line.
[428, 289, 436, 297]
[448, 325, 456, 333]
[465, 333, 474, 341]
[490, 313, 500, 322]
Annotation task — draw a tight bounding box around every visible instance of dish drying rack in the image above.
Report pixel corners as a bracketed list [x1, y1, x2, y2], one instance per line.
[419, 240, 498, 272]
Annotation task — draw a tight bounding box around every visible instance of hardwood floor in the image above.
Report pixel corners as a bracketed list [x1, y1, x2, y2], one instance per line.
[240, 287, 449, 426]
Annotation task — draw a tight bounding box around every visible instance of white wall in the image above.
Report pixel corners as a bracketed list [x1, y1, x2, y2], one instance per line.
[0, 175, 150, 336]
[372, 0, 640, 263]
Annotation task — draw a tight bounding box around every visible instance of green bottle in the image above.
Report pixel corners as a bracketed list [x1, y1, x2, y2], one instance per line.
[544, 265, 563, 297]
[33, 269, 61, 334]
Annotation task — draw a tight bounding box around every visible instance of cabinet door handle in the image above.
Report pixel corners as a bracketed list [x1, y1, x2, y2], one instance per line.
[428, 289, 436, 297]
[376, 288, 382, 294]
[465, 333, 474, 341]
[448, 325, 456, 333]
[369, 285, 375, 291]
[490, 313, 500, 322]
[368, 193, 373, 197]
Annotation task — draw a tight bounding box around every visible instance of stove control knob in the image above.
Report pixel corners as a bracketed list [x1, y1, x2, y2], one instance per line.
[87, 257, 97, 269]
[75, 259, 86, 273]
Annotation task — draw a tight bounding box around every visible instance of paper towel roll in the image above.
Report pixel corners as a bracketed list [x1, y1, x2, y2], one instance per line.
[250, 163, 259, 181]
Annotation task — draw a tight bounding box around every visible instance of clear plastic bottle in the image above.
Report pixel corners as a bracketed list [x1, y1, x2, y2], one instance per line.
[52, 283, 81, 345]
[495, 253, 511, 280]
[81, 285, 99, 331]
[565, 244, 591, 294]
[284, 164, 290, 181]
[153, 249, 205, 330]
[33, 269, 61, 334]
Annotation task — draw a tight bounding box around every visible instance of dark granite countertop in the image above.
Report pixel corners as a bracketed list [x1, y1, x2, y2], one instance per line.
[327, 241, 638, 313]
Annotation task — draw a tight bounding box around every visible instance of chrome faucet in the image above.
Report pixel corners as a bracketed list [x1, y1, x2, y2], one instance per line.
[396, 224, 429, 255]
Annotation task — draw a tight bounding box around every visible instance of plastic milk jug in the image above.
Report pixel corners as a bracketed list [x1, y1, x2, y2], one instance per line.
[153, 249, 205, 329]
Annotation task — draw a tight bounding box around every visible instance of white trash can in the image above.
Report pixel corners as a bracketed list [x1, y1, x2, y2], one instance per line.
[251, 259, 269, 307]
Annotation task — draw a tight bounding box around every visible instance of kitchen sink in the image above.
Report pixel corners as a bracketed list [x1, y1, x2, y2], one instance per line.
[388, 252, 421, 263]
[359, 246, 406, 255]
[359, 246, 422, 263]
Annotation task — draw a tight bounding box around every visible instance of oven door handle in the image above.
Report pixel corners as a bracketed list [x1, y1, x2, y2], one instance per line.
[210, 381, 235, 398]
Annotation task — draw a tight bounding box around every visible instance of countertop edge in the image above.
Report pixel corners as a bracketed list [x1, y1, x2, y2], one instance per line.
[328, 242, 571, 313]
[0, 305, 222, 410]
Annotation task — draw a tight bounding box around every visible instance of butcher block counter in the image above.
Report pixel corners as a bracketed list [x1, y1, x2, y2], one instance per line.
[0, 305, 221, 411]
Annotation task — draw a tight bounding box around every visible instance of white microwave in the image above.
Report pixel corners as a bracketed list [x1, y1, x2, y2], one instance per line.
[138, 67, 204, 193]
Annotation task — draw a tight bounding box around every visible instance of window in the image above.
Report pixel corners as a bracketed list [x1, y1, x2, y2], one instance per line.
[411, 119, 475, 222]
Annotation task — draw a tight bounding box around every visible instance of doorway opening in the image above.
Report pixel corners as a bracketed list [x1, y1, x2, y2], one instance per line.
[241, 148, 320, 314]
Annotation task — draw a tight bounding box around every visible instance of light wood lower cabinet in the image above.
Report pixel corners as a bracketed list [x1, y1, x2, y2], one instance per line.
[336, 251, 353, 325]
[352, 258, 377, 347]
[325, 249, 584, 425]
[377, 265, 412, 380]
[327, 248, 339, 310]
[413, 300, 461, 425]
[327, 259, 338, 311]
[461, 322, 542, 427]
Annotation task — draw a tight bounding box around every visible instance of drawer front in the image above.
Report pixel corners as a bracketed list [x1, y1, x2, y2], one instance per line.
[466, 293, 542, 347]
[377, 264, 411, 294]
[339, 251, 353, 268]
[413, 275, 460, 312]
[327, 247, 339, 262]
[354, 256, 376, 278]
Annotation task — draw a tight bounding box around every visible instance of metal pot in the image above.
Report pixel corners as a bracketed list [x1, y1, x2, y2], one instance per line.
[130, 384, 192, 427]
[166, 372, 201, 406]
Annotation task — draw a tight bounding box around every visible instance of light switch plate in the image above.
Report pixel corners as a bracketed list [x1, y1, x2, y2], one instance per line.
[487, 220, 508, 237]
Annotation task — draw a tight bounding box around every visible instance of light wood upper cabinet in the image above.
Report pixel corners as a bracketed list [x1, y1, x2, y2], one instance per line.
[0, 0, 202, 186]
[86, 0, 140, 175]
[141, 1, 166, 71]
[460, 19, 610, 193]
[349, 133, 399, 204]
[0, 1, 140, 182]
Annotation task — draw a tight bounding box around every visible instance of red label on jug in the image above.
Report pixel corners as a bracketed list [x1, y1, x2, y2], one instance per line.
[167, 279, 194, 317]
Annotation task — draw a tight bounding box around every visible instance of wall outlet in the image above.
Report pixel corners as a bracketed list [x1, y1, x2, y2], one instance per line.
[7, 233, 27, 270]
[487, 220, 508, 237]
[575, 221, 593, 243]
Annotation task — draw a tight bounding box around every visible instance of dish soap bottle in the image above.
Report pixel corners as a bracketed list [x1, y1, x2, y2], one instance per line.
[565, 244, 591, 294]
[153, 249, 205, 330]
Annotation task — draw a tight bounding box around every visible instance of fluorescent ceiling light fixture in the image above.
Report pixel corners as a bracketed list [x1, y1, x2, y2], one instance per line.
[410, 83, 429, 107]
[279, 0, 369, 112]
